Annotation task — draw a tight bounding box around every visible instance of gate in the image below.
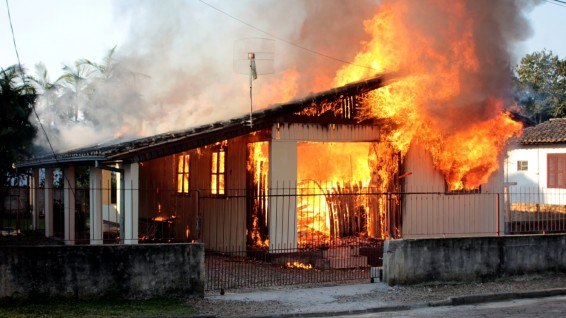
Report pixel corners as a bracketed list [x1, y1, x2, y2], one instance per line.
[200, 187, 391, 292]
[205, 241, 383, 291]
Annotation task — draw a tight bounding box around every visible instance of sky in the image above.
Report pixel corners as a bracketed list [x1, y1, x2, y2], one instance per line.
[1, 0, 565, 79]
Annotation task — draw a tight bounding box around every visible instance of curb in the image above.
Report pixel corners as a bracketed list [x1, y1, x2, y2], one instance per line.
[249, 304, 421, 318]
[248, 288, 566, 318]
[429, 287, 566, 307]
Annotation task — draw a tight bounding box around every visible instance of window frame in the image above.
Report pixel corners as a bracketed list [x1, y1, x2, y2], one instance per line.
[445, 184, 481, 195]
[547, 153, 566, 189]
[211, 147, 226, 196]
[517, 160, 529, 171]
[177, 154, 190, 194]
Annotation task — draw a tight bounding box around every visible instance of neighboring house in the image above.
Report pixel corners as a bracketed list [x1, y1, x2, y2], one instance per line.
[505, 118, 566, 205]
[18, 75, 505, 251]
[504, 118, 566, 234]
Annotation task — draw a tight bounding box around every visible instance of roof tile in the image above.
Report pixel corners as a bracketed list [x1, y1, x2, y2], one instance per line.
[522, 118, 566, 144]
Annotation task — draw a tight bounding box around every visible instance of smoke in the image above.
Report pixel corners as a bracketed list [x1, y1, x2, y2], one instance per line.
[33, 0, 541, 153]
[33, 0, 376, 152]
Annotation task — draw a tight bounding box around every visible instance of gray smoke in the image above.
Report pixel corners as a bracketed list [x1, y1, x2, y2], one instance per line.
[33, 0, 540, 152]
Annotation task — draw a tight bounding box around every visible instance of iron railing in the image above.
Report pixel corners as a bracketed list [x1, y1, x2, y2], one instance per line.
[4, 185, 566, 290]
[4, 186, 566, 240]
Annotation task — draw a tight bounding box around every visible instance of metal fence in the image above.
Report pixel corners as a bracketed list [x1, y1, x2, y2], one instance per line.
[505, 187, 566, 234]
[0, 186, 33, 236]
[3, 185, 566, 290]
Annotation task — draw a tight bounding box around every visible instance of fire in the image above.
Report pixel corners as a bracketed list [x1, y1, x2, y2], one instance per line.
[286, 261, 313, 270]
[114, 125, 131, 139]
[332, 0, 522, 190]
[255, 69, 299, 110]
[297, 142, 375, 245]
[247, 141, 270, 248]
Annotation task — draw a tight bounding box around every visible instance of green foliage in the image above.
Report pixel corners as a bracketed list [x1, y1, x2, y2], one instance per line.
[515, 50, 566, 123]
[0, 296, 195, 318]
[0, 66, 37, 184]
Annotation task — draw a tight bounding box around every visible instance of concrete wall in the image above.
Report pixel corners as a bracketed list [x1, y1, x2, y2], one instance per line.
[0, 243, 204, 299]
[383, 235, 566, 285]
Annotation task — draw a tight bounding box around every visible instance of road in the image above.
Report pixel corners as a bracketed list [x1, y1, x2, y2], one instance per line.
[332, 295, 566, 318]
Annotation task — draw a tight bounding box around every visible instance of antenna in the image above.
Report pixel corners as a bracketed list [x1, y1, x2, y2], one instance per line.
[234, 38, 275, 127]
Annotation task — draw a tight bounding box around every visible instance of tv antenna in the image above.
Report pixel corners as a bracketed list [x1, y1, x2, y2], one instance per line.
[234, 38, 275, 127]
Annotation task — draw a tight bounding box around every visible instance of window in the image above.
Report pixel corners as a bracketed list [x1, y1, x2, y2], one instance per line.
[517, 160, 528, 171]
[548, 154, 566, 189]
[177, 154, 190, 193]
[446, 186, 481, 195]
[211, 148, 225, 195]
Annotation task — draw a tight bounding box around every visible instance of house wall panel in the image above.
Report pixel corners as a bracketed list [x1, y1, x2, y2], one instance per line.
[402, 142, 501, 238]
[139, 135, 249, 251]
[274, 123, 381, 142]
[269, 140, 298, 250]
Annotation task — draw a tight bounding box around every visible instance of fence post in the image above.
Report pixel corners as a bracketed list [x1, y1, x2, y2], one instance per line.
[63, 166, 76, 245]
[386, 192, 392, 240]
[44, 168, 54, 237]
[31, 169, 40, 230]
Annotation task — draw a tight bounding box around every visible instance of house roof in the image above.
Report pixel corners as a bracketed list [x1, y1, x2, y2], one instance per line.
[17, 74, 393, 169]
[521, 118, 566, 145]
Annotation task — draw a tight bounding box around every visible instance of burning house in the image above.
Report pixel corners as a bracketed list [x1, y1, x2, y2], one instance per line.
[15, 1, 537, 277]
[19, 73, 519, 255]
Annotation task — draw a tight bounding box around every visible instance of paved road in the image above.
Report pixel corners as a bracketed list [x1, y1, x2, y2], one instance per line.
[332, 295, 566, 318]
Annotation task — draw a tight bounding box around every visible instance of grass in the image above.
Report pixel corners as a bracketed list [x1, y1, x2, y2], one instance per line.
[0, 296, 196, 318]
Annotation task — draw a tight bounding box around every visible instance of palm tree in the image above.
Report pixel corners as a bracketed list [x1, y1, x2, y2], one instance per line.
[29, 62, 65, 126]
[57, 60, 99, 122]
[0, 65, 37, 184]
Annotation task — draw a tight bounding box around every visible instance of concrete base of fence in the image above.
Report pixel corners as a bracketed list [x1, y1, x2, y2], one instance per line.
[0, 243, 204, 299]
[383, 234, 566, 285]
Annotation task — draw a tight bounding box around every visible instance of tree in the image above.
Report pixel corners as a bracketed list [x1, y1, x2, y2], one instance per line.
[57, 60, 98, 122]
[0, 65, 37, 185]
[514, 50, 566, 123]
[30, 62, 64, 128]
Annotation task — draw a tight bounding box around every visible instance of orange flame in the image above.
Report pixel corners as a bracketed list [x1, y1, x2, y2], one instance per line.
[286, 261, 313, 270]
[332, 1, 522, 190]
[255, 69, 300, 110]
[297, 142, 374, 245]
[247, 141, 270, 248]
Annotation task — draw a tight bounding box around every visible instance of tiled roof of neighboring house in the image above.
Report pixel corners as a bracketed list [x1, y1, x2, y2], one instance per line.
[17, 74, 392, 169]
[522, 118, 566, 144]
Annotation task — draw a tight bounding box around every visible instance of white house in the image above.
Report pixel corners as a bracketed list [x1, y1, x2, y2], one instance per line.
[505, 118, 566, 205]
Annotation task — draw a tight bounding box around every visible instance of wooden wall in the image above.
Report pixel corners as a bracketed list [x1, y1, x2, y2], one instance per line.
[138, 135, 249, 251]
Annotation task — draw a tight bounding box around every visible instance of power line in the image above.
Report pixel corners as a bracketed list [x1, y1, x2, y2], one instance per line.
[4, 0, 58, 161]
[197, 0, 377, 71]
[545, 0, 566, 7]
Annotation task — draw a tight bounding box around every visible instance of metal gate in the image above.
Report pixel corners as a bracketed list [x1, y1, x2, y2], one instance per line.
[205, 241, 383, 291]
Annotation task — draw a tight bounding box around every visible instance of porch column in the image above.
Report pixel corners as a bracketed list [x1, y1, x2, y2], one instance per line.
[44, 168, 54, 237]
[63, 166, 76, 245]
[115, 164, 121, 219]
[124, 163, 139, 245]
[30, 168, 40, 230]
[269, 140, 298, 251]
[89, 168, 103, 245]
